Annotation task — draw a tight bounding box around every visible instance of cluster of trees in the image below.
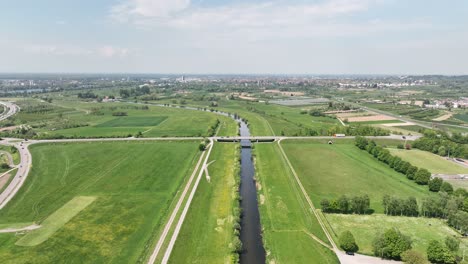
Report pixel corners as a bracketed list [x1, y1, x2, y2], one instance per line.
[207, 119, 220, 137]
[355, 136, 434, 186]
[119, 86, 151, 98]
[382, 195, 419, 216]
[112, 112, 128, 116]
[77, 91, 98, 99]
[412, 130, 468, 159]
[426, 237, 460, 264]
[372, 228, 412, 260]
[320, 194, 371, 214]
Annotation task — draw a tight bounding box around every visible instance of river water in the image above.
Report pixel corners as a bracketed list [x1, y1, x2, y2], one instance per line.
[239, 121, 266, 264]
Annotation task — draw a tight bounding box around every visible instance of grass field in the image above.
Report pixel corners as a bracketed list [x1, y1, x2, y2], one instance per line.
[254, 143, 339, 264]
[281, 140, 431, 213]
[4, 98, 238, 138]
[323, 213, 468, 256]
[95, 116, 167, 127]
[16, 196, 97, 246]
[169, 143, 240, 263]
[0, 141, 201, 263]
[350, 120, 403, 125]
[388, 148, 468, 174]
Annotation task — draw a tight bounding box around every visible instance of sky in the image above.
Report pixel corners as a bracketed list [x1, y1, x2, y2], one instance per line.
[1, 0, 468, 75]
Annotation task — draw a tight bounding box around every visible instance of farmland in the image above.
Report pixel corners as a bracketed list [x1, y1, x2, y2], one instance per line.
[323, 213, 468, 256]
[169, 143, 240, 263]
[254, 143, 339, 264]
[281, 139, 431, 213]
[388, 148, 468, 174]
[0, 141, 201, 263]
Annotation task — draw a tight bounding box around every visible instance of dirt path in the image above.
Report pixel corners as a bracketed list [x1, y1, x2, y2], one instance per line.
[0, 224, 40, 233]
[160, 139, 215, 264]
[147, 146, 207, 264]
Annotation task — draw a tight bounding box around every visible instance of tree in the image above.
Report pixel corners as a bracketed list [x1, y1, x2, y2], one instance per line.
[440, 182, 453, 194]
[414, 169, 431, 185]
[320, 199, 331, 213]
[428, 177, 443, 192]
[339, 231, 359, 253]
[426, 240, 456, 264]
[337, 195, 350, 213]
[406, 166, 419, 180]
[373, 228, 412, 260]
[444, 236, 459, 253]
[401, 250, 428, 264]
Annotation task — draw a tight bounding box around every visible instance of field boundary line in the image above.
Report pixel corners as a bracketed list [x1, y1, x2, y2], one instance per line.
[276, 139, 338, 250]
[161, 139, 214, 264]
[147, 147, 207, 264]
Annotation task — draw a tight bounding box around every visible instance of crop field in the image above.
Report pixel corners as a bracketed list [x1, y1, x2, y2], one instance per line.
[0, 141, 201, 263]
[454, 113, 468, 123]
[169, 143, 240, 263]
[281, 140, 431, 213]
[392, 125, 426, 133]
[388, 149, 468, 174]
[254, 143, 339, 264]
[323, 214, 468, 256]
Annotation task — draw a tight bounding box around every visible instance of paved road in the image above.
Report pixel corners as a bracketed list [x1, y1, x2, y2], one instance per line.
[0, 101, 20, 122]
[0, 141, 32, 209]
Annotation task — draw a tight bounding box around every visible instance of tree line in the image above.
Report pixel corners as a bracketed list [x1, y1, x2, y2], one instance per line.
[413, 130, 468, 159]
[320, 194, 371, 214]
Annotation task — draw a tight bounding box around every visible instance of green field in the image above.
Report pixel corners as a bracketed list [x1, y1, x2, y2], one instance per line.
[388, 148, 468, 174]
[324, 213, 468, 256]
[281, 140, 431, 213]
[0, 141, 201, 263]
[16, 196, 97, 246]
[3, 99, 237, 138]
[95, 116, 167, 127]
[254, 143, 339, 264]
[169, 143, 240, 263]
[454, 113, 468, 123]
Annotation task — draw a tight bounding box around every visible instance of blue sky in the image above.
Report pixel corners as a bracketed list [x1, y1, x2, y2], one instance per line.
[1, 0, 467, 74]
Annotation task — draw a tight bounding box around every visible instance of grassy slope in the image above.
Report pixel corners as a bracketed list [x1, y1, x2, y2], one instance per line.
[388, 148, 468, 174]
[281, 140, 431, 213]
[169, 143, 239, 263]
[0, 141, 200, 263]
[255, 143, 339, 264]
[324, 214, 468, 256]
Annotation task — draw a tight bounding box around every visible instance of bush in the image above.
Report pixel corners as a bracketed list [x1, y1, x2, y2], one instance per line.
[428, 177, 443, 192]
[440, 182, 453, 194]
[339, 231, 359, 253]
[373, 228, 412, 260]
[414, 169, 431, 185]
[401, 250, 428, 264]
[426, 240, 456, 264]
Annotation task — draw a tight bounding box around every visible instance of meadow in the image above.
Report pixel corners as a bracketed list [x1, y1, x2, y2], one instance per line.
[388, 148, 468, 174]
[0, 141, 201, 263]
[254, 143, 339, 264]
[3, 98, 237, 138]
[169, 143, 240, 263]
[323, 213, 468, 256]
[281, 140, 431, 213]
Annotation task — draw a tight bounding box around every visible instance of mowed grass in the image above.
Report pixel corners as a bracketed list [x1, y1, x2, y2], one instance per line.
[16, 196, 96, 246]
[324, 214, 468, 256]
[169, 143, 240, 263]
[281, 140, 431, 213]
[254, 143, 339, 264]
[388, 148, 468, 174]
[95, 116, 167, 127]
[0, 141, 201, 263]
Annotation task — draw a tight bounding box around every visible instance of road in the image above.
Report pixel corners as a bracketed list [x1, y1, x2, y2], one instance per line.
[0, 101, 20, 122]
[0, 140, 32, 209]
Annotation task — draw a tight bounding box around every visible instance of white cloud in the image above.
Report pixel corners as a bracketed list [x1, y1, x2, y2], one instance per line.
[108, 0, 426, 40]
[111, 0, 190, 22]
[24, 45, 130, 58]
[98, 46, 130, 58]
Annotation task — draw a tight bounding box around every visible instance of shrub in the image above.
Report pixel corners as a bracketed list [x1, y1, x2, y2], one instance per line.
[339, 231, 359, 253]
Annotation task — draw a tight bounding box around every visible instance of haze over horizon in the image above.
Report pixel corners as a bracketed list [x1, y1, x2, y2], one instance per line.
[2, 0, 468, 75]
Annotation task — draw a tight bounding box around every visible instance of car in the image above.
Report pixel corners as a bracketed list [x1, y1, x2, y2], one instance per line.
[402, 136, 406, 139]
[346, 251, 355, 256]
